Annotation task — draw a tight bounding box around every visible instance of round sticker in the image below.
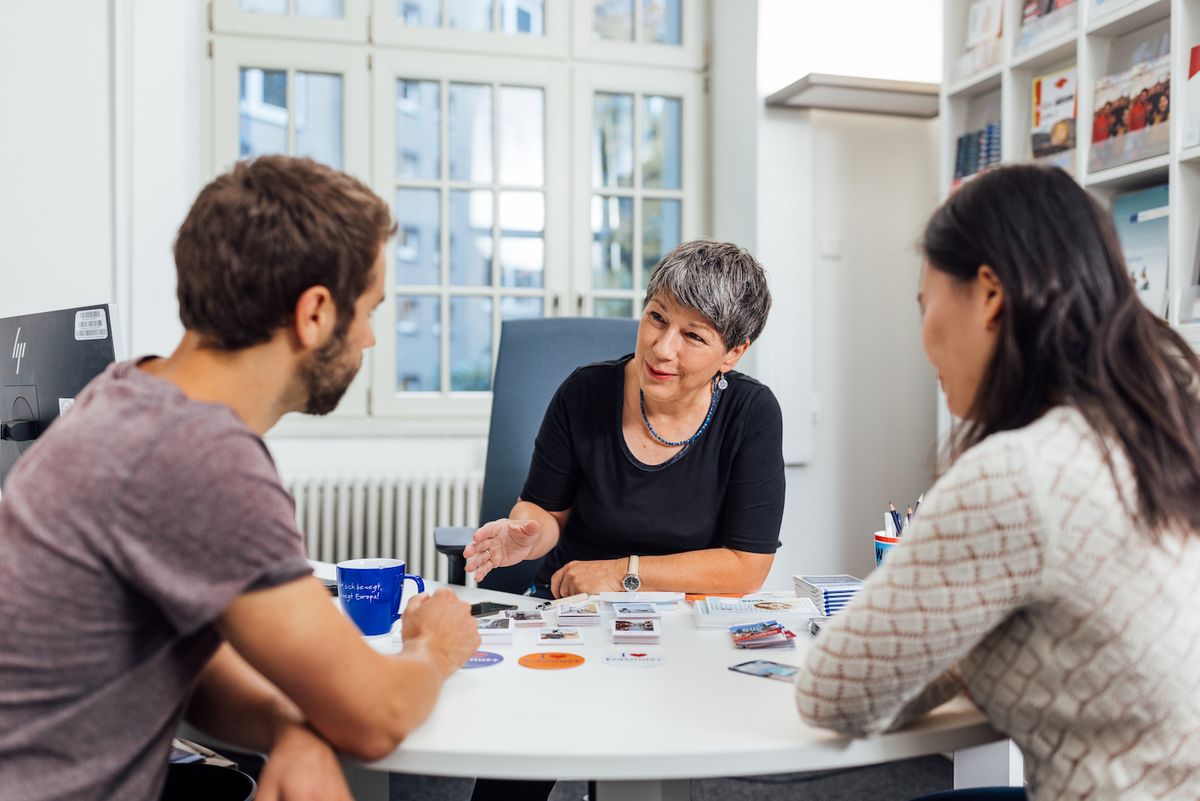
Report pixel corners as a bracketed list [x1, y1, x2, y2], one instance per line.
[602, 651, 665, 668]
[463, 651, 504, 669]
[518, 652, 585, 670]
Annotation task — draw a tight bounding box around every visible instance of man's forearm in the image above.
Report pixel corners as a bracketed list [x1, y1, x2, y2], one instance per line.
[186, 642, 304, 752]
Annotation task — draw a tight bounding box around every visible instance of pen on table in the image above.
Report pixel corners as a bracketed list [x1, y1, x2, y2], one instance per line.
[536, 592, 589, 610]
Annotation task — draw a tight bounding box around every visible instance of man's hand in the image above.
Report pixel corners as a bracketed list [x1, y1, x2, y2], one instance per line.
[401, 589, 480, 674]
[255, 723, 353, 801]
[550, 558, 625, 598]
[463, 518, 541, 581]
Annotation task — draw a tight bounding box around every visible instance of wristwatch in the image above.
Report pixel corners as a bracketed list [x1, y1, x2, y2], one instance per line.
[621, 555, 641, 592]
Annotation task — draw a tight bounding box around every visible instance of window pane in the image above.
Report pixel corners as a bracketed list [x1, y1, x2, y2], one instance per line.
[450, 190, 493, 287]
[239, 0, 286, 13]
[450, 297, 493, 391]
[642, 0, 680, 44]
[593, 0, 633, 40]
[591, 195, 633, 290]
[449, 83, 493, 183]
[594, 298, 634, 318]
[499, 87, 544, 186]
[295, 72, 342, 169]
[642, 96, 681, 189]
[296, 0, 344, 17]
[396, 189, 441, 286]
[239, 68, 288, 159]
[397, 296, 441, 392]
[500, 0, 543, 34]
[449, 0, 492, 30]
[396, 80, 440, 180]
[643, 199, 681, 287]
[397, 0, 441, 26]
[501, 296, 543, 320]
[593, 93, 633, 189]
[499, 191, 544, 288]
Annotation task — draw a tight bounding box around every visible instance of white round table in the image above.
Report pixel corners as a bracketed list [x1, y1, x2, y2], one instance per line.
[315, 563, 1011, 800]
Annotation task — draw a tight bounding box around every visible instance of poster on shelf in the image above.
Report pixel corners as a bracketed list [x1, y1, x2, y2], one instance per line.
[1018, 0, 1077, 53]
[1113, 185, 1169, 319]
[1031, 67, 1077, 159]
[1089, 55, 1170, 172]
[1184, 46, 1200, 149]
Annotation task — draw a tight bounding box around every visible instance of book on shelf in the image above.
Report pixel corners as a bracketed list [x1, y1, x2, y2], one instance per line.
[954, 123, 1002, 184]
[1031, 67, 1077, 160]
[959, 0, 1004, 81]
[1185, 46, 1200, 149]
[1018, 0, 1077, 53]
[1113, 185, 1169, 318]
[1089, 54, 1170, 173]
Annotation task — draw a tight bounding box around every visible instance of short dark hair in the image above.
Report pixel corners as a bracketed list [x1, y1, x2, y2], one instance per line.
[923, 164, 1200, 535]
[174, 156, 395, 350]
[644, 240, 772, 350]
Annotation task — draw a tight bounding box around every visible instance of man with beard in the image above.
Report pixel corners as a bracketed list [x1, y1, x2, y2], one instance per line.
[0, 156, 480, 801]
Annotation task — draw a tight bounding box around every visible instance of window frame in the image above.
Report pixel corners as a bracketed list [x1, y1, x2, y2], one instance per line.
[369, 49, 570, 422]
[212, 0, 370, 42]
[205, 3, 708, 436]
[572, 0, 705, 69]
[369, 0, 568, 58]
[573, 63, 707, 318]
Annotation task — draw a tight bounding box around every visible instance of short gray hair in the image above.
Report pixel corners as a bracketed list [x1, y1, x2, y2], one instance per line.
[644, 240, 772, 350]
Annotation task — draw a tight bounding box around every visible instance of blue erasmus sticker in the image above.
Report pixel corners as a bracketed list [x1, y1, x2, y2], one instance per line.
[463, 651, 504, 669]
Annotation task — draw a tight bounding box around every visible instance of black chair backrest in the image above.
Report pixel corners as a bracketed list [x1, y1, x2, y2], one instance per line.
[479, 317, 638, 593]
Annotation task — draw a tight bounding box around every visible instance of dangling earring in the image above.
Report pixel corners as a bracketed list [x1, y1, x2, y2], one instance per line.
[716, 372, 728, 391]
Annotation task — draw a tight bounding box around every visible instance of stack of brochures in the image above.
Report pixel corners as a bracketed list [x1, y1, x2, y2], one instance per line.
[612, 618, 661, 644]
[555, 602, 602, 627]
[793, 575, 863, 615]
[476, 615, 514, 645]
[693, 595, 819, 629]
[729, 620, 796, 650]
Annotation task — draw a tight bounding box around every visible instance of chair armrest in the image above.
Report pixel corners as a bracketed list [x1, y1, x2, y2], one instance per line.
[433, 526, 474, 556]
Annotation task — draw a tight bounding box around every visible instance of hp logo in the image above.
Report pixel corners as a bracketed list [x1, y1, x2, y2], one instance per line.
[11, 327, 26, 375]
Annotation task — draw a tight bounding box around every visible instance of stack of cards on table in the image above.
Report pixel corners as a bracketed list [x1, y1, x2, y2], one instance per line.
[729, 620, 796, 650]
[612, 618, 660, 644]
[794, 575, 863, 616]
[502, 609, 546, 628]
[476, 616, 514, 645]
[609, 601, 660, 620]
[692, 595, 819, 628]
[555, 602, 601, 627]
[536, 627, 583, 646]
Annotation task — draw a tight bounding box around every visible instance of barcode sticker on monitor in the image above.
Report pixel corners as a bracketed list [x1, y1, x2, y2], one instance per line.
[74, 309, 108, 341]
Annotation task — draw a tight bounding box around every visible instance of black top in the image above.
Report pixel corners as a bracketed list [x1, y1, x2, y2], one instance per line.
[523, 355, 786, 587]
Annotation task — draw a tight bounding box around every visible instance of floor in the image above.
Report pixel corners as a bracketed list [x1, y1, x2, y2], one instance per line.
[386, 756, 953, 801]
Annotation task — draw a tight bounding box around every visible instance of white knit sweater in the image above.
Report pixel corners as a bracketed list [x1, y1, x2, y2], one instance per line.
[795, 406, 1200, 800]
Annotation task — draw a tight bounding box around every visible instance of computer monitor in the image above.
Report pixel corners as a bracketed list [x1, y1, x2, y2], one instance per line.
[0, 303, 122, 490]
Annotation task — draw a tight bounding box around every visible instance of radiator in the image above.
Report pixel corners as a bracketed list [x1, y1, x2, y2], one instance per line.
[285, 472, 483, 583]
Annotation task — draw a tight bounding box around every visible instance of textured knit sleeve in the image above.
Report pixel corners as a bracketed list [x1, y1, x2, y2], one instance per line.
[795, 433, 1048, 736]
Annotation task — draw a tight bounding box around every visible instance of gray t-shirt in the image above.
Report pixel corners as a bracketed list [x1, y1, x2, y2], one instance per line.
[0, 359, 312, 801]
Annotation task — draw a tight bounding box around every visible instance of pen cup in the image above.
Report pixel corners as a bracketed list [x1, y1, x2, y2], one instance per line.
[873, 531, 900, 567]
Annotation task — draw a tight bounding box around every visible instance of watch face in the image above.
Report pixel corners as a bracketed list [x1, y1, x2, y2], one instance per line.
[622, 575, 640, 591]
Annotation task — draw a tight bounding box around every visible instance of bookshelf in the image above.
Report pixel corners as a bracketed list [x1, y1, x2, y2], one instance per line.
[940, 0, 1200, 355]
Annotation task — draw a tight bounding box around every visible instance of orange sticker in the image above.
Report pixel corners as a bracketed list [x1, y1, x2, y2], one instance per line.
[518, 652, 585, 670]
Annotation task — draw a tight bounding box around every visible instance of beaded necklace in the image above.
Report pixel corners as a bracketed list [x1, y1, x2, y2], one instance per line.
[640, 373, 727, 447]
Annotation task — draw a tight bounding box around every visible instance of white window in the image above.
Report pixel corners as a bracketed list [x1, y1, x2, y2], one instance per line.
[208, 1, 707, 432]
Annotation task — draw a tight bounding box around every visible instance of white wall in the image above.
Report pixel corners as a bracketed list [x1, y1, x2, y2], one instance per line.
[0, 2, 115, 318]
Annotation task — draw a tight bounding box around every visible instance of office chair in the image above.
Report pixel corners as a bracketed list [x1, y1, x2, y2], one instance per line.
[434, 317, 638, 594]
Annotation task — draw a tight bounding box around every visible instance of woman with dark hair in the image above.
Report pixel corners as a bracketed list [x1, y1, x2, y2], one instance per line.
[795, 165, 1200, 800]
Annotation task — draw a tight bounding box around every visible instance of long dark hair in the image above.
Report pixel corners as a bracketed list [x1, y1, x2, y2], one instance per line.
[923, 165, 1200, 533]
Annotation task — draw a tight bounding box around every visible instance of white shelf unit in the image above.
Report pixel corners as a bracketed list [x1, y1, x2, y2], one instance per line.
[941, 0, 1200, 339]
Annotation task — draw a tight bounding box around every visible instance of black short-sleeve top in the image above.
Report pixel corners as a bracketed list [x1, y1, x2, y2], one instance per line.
[523, 355, 786, 587]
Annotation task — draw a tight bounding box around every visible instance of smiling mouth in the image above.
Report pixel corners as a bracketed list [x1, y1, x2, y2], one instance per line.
[645, 361, 673, 380]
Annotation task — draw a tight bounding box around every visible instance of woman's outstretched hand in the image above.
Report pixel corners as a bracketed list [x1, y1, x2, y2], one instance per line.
[462, 518, 541, 582]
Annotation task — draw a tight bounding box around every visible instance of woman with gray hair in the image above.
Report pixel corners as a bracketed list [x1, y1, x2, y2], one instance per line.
[463, 239, 784, 600]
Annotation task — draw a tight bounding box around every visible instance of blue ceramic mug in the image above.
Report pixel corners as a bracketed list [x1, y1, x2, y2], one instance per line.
[336, 558, 425, 636]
